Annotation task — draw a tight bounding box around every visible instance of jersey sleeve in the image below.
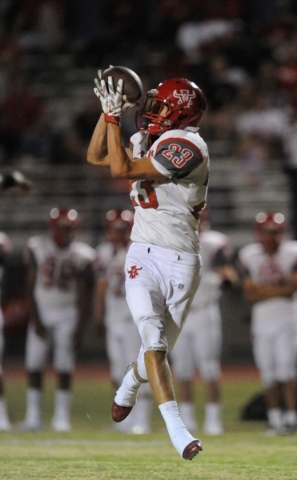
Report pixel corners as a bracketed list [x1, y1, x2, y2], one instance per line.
[152, 136, 204, 179]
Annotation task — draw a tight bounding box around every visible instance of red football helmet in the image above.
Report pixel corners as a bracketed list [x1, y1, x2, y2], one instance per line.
[254, 211, 286, 254]
[105, 209, 134, 246]
[136, 78, 207, 135]
[49, 207, 79, 248]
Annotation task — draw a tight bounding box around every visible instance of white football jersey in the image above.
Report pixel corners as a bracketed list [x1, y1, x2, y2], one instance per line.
[239, 240, 297, 330]
[129, 128, 209, 253]
[189, 230, 231, 311]
[26, 235, 95, 312]
[94, 242, 131, 330]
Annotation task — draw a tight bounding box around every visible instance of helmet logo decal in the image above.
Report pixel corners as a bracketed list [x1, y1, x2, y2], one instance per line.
[173, 89, 196, 107]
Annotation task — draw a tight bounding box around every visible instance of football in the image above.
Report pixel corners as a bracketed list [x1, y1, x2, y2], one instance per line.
[101, 66, 143, 103]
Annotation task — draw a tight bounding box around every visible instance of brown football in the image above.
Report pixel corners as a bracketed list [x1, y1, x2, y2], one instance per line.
[101, 66, 143, 103]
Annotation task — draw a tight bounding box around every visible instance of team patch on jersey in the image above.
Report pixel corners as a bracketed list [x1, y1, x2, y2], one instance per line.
[127, 265, 143, 279]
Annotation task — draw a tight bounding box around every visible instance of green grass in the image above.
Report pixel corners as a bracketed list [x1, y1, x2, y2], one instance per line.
[1, 370, 297, 479]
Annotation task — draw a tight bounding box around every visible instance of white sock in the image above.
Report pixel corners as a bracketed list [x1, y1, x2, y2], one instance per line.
[267, 408, 282, 429]
[159, 400, 196, 457]
[25, 388, 42, 424]
[283, 410, 297, 427]
[114, 367, 141, 407]
[179, 402, 198, 430]
[0, 398, 10, 420]
[53, 389, 71, 421]
[204, 402, 221, 426]
[131, 396, 152, 430]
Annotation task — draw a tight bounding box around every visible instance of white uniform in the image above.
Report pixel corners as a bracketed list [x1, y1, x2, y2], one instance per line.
[94, 242, 142, 383]
[25, 235, 95, 372]
[125, 128, 209, 380]
[171, 230, 231, 382]
[0, 233, 11, 375]
[239, 240, 297, 386]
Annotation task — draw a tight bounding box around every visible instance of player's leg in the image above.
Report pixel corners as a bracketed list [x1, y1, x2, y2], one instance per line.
[126, 244, 202, 459]
[194, 304, 223, 435]
[274, 326, 297, 430]
[107, 328, 139, 432]
[22, 323, 49, 430]
[0, 320, 10, 431]
[124, 322, 153, 434]
[253, 331, 283, 433]
[51, 318, 76, 432]
[170, 326, 198, 432]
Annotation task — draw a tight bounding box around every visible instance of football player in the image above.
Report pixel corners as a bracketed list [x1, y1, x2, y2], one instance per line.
[21, 207, 95, 431]
[94, 209, 152, 434]
[87, 73, 208, 459]
[0, 232, 12, 430]
[0, 169, 32, 430]
[239, 212, 297, 434]
[170, 209, 239, 435]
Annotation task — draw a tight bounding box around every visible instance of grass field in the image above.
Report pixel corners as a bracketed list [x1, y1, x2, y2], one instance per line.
[1, 364, 297, 480]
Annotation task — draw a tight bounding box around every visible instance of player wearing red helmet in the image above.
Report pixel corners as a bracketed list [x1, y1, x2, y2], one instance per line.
[239, 212, 297, 435]
[136, 78, 206, 135]
[87, 71, 209, 459]
[49, 207, 79, 248]
[20, 208, 95, 432]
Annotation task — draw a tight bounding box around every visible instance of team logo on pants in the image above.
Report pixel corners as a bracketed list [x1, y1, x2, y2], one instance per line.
[127, 265, 142, 279]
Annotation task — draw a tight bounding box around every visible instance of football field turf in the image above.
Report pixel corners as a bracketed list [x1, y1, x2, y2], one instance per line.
[1, 364, 297, 480]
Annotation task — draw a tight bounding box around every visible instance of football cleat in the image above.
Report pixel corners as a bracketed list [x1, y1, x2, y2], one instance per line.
[182, 439, 203, 460]
[111, 401, 133, 422]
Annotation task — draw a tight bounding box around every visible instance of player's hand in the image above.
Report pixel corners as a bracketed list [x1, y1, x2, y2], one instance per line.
[122, 100, 139, 111]
[94, 70, 138, 113]
[94, 69, 109, 113]
[105, 76, 123, 122]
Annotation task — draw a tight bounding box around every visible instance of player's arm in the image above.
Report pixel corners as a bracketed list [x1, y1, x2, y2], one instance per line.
[242, 273, 297, 304]
[86, 74, 166, 179]
[87, 115, 163, 178]
[106, 123, 169, 179]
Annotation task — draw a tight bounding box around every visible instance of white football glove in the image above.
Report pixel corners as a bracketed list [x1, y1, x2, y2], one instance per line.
[94, 69, 109, 114]
[94, 69, 138, 114]
[106, 75, 123, 117]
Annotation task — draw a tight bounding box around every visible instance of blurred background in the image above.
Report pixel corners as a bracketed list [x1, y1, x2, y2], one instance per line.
[1, 0, 297, 365]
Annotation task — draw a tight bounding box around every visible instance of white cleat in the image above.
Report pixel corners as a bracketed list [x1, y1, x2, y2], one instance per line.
[51, 419, 71, 432]
[0, 418, 11, 432]
[128, 425, 151, 435]
[203, 423, 224, 436]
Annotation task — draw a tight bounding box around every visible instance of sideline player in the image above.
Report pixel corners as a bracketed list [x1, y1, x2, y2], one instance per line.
[87, 72, 209, 459]
[94, 209, 152, 434]
[239, 212, 297, 434]
[21, 207, 95, 431]
[0, 232, 12, 430]
[0, 169, 32, 430]
[170, 210, 239, 435]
